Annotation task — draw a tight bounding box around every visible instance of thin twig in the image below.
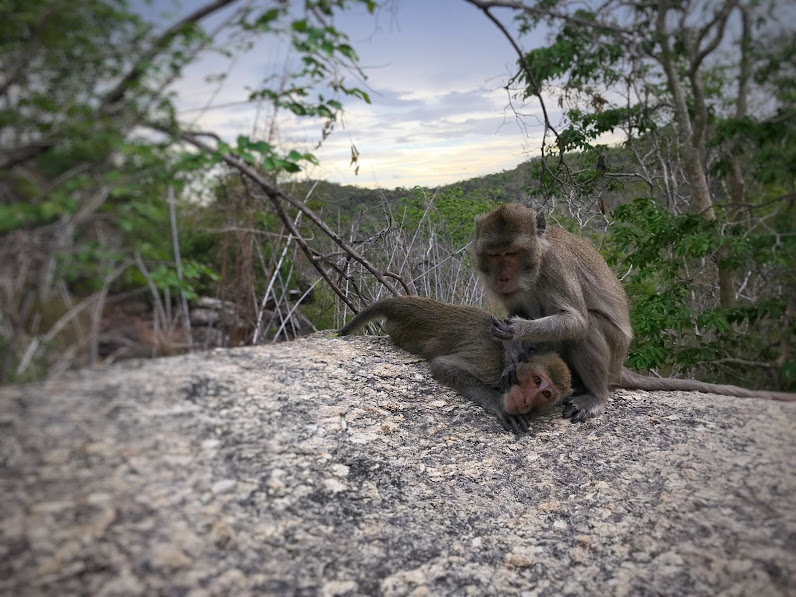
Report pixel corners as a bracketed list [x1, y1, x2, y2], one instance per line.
[383, 271, 413, 295]
[101, 0, 239, 110]
[168, 184, 193, 349]
[173, 129, 401, 299]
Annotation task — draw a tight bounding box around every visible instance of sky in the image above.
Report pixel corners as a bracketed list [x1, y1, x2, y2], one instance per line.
[139, 0, 555, 189]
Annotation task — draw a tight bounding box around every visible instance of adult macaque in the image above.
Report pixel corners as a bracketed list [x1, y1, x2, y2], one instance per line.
[475, 203, 795, 422]
[339, 296, 571, 434]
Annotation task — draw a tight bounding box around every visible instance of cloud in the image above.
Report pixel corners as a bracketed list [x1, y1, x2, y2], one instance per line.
[164, 0, 556, 189]
[178, 77, 551, 188]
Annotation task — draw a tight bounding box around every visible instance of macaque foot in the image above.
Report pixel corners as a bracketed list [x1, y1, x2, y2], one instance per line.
[562, 394, 605, 423]
[496, 411, 530, 435]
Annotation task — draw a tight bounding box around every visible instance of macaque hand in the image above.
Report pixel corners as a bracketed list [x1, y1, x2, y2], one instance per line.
[496, 411, 530, 435]
[499, 360, 519, 392]
[491, 316, 521, 390]
[490, 315, 516, 341]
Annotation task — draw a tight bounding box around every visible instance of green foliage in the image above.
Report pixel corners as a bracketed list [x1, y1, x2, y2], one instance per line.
[0, 0, 376, 381]
[603, 198, 794, 389]
[229, 135, 319, 173]
[518, 10, 625, 95]
[710, 109, 795, 187]
[245, 1, 373, 120]
[146, 261, 218, 302]
[559, 106, 657, 152]
[400, 187, 499, 247]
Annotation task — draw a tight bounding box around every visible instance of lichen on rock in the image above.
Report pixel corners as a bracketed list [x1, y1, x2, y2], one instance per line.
[1, 335, 793, 595]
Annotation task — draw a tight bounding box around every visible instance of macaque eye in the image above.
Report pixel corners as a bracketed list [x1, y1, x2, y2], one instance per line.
[533, 375, 542, 385]
[505, 250, 518, 256]
[543, 390, 552, 399]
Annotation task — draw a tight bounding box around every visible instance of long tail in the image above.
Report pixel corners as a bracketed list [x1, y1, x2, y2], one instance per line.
[338, 300, 390, 335]
[618, 368, 796, 402]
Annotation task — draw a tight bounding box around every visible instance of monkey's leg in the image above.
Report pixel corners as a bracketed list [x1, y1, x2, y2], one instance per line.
[568, 369, 588, 396]
[429, 355, 530, 435]
[561, 333, 611, 423]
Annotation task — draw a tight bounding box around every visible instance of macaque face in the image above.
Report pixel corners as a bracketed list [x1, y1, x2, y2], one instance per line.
[474, 204, 543, 298]
[485, 246, 524, 296]
[503, 362, 560, 415]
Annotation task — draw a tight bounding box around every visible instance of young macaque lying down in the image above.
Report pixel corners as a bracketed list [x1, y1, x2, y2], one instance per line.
[339, 296, 571, 434]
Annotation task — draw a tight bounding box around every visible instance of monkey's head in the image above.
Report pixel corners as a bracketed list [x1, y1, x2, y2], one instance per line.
[503, 353, 571, 415]
[474, 203, 546, 299]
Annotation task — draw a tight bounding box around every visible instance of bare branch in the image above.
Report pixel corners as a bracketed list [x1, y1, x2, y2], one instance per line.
[463, 1, 560, 144]
[691, 0, 738, 73]
[0, 142, 54, 170]
[383, 271, 414, 295]
[463, 0, 578, 199]
[712, 193, 796, 212]
[251, 178, 358, 311]
[696, 357, 778, 369]
[463, 0, 634, 36]
[163, 128, 401, 305]
[167, 184, 193, 350]
[101, 0, 239, 110]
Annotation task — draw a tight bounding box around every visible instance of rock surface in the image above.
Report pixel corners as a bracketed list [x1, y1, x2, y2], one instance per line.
[1, 334, 793, 596]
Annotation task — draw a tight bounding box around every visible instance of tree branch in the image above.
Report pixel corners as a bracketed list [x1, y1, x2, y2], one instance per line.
[171, 129, 402, 300]
[101, 0, 239, 110]
[697, 357, 777, 369]
[464, 0, 576, 196]
[692, 0, 738, 73]
[239, 176, 358, 312]
[463, 0, 634, 36]
[470, 2, 560, 142]
[0, 4, 59, 99]
[383, 271, 414, 296]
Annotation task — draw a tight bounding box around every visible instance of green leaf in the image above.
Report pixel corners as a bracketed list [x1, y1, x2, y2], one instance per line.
[249, 141, 272, 153]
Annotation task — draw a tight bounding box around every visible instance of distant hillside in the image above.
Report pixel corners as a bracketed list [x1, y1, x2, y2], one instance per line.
[285, 144, 643, 228]
[280, 159, 536, 230]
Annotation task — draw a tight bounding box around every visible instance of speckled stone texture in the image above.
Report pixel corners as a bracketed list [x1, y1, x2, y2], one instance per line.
[1, 334, 793, 596]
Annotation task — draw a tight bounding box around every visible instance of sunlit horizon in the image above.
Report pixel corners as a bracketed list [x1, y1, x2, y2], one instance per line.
[160, 0, 558, 190]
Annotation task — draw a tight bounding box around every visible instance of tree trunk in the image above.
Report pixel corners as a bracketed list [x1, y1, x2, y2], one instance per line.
[718, 4, 753, 309]
[655, 2, 715, 220]
[656, 1, 740, 307]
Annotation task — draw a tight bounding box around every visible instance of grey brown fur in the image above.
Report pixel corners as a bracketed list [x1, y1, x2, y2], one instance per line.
[617, 369, 796, 401]
[476, 203, 633, 422]
[339, 296, 571, 433]
[475, 203, 794, 423]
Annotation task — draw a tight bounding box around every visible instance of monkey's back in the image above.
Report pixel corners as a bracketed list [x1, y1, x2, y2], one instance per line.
[355, 296, 505, 387]
[543, 227, 629, 310]
[541, 227, 633, 377]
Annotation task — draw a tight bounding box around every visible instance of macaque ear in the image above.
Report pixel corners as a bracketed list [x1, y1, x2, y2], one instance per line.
[535, 211, 546, 235]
